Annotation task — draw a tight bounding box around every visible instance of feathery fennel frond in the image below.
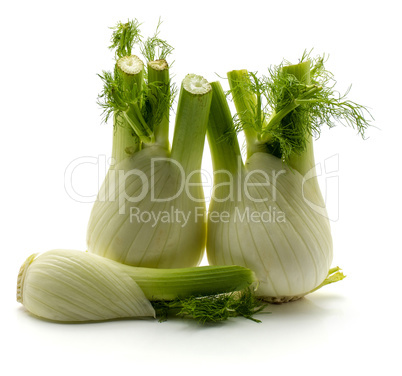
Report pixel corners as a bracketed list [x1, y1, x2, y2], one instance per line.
[109, 19, 142, 59]
[97, 69, 129, 123]
[152, 289, 268, 324]
[263, 55, 373, 159]
[228, 52, 373, 161]
[143, 79, 177, 131]
[99, 18, 176, 145]
[141, 18, 174, 62]
[97, 67, 154, 144]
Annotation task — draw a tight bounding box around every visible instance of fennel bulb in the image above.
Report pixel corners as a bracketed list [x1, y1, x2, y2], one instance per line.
[206, 54, 370, 302]
[86, 21, 212, 268]
[17, 249, 261, 322]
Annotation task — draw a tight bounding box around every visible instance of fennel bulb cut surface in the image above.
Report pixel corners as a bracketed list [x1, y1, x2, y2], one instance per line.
[89, 21, 212, 267]
[16, 249, 260, 323]
[206, 54, 370, 302]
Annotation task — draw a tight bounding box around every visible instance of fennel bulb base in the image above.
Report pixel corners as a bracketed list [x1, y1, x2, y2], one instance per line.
[258, 294, 305, 304]
[206, 152, 333, 301]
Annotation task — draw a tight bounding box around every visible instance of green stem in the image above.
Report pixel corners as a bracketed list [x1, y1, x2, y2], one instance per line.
[262, 85, 322, 139]
[111, 113, 140, 165]
[227, 70, 264, 158]
[123, 104, 154, 144]
[152, 289, 267, 323]
[207, 81, 243, 180]
[110, 57, 144, 163]
[117, 55, 144, 103]
[117, 56, 155, 146]
[17, 250, 263, 323]
[282, 61, 316, 175]
[170, 74, 212, 174]
[283, 60, 311, 86]
[120, 264, 257, 301]
[308, 266, 346, 294]
[146, 60, 170, 149]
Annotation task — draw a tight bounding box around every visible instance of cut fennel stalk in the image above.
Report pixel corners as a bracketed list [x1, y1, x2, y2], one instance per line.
[17, 249, 262, 323]
[88, 72, 212, 268]
[87, 21, 212, 268]
[206, 54, 370, 302]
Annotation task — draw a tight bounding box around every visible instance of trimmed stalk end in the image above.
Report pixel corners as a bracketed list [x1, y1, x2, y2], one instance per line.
[183, 74, 211, 95]
[170, 73, 212, 172]
[227, 69, 248, 81]
[281, 60, 311, 84]
[259, 266, 346, 304]
[16, 253, 38, 304]
[117, 55, 144, 75]
[148, 59, 168, 71]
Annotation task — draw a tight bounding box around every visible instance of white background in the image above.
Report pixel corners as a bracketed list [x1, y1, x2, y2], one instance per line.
[1, 1, 401, 375]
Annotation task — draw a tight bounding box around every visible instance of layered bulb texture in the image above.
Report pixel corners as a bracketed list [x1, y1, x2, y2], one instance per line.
[207, 146, 333, 301]
[87, 71, 212, 268]
[17, 249, 259, 322]
[206, 57, 368, 302]
[86, 23, 214, 268]
[17, 21, 372, 325]
[87, 142, 207, 268]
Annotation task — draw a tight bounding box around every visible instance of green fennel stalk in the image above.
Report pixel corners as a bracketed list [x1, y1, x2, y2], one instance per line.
[227, 52, 371, 173]
[87, 20, 212, 268]
[206, 52, 369, 301]
[17, 250, 266, 323]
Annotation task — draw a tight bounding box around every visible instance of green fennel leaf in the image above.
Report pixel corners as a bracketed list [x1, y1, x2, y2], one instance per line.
[228, 50, 373, 161]
[99, 18, 176, 142]
[141, 18, 174, 62]
[97, 69, 129, 123]
[152, 289, 268, 324]
[109, 19, 142, 59]
[142, 79, 177, 132]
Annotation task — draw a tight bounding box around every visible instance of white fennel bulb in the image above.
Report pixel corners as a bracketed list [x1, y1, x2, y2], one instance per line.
[206, 55, 370, 302]
[16, 249, 260, 323]
[207, 150, 332, 300]
[88, 71, 212, 267]
[17, 250, 155, 322]
[87, 22, 212, 267]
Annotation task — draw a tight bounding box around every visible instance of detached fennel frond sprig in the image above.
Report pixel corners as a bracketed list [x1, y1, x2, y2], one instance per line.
[17, 250, 264, 323]
[153, 289, 268, 324]
[227, 51, 373, 162]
